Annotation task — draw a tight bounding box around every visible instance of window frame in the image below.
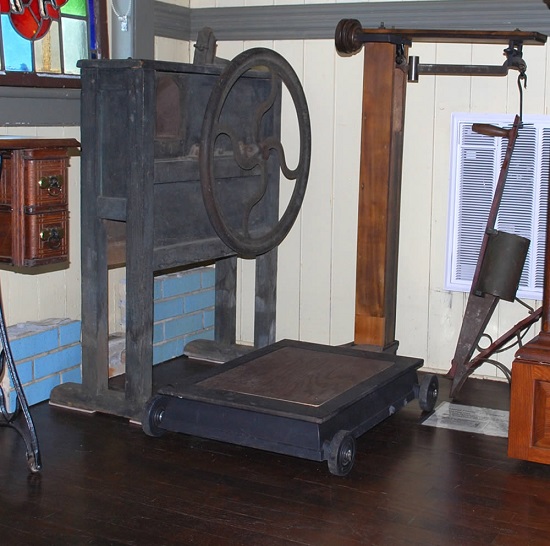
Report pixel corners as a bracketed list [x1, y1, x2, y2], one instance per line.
[0, 0, 109, 89]
[0, 1, 153, 126]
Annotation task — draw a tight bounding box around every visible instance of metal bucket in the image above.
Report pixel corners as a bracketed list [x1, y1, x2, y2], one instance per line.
[475, 230, 530, 301]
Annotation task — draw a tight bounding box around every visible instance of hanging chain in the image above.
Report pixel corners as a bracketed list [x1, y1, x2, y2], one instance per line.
[111, 0, 132, 32]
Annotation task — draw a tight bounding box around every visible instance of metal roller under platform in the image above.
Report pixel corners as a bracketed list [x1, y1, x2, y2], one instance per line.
[143, 340, 438, 476]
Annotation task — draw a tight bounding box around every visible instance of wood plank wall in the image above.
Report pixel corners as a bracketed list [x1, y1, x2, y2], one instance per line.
[2, 0, 549, 381]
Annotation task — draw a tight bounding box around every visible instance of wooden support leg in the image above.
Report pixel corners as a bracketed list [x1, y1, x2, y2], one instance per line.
[215, 256, 238, 346]
[254, 248, 277, 349]
[354, 42, 407, 349]
[186, 250, 277, 363]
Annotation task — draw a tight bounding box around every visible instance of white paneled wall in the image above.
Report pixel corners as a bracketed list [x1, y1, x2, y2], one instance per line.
[155, 37, 191, 62]
[196, 7, 550, 377]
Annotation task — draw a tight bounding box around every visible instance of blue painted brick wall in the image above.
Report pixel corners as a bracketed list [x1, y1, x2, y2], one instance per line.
[3, 266, 216, 408]
[3, 319, 82, 412]
[151, 267, 215, 364]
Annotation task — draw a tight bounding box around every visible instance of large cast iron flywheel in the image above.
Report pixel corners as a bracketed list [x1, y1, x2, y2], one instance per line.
[199, 48, 311, 258]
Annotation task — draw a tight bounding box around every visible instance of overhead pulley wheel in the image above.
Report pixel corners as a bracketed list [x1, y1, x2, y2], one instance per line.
[199, 48, 311, 258]
[334, 19, 363, 55]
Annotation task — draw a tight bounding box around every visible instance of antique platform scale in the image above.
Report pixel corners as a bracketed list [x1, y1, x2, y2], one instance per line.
[50, 22, 544, 475]
[333, 20, 547, 398]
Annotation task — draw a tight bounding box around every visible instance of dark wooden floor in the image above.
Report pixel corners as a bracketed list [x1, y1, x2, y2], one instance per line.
[2, 364, 550, 545]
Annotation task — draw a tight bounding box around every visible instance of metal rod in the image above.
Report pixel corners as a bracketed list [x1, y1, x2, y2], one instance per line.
[415, 63, 508, 77]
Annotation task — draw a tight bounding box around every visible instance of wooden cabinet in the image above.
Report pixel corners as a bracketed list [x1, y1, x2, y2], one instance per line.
[508, 335, 550, 465]
[0, 138, 79, 267]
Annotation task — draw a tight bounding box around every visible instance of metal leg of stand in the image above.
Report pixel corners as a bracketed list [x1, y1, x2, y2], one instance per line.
[0, 290, 41, 473]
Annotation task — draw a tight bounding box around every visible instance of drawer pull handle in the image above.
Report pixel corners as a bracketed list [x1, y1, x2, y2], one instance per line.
[39, 175, 63, 196]
[40, 227, 65, 249]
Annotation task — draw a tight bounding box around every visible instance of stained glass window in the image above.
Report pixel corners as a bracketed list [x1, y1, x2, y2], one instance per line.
[0, 0, 103, 86]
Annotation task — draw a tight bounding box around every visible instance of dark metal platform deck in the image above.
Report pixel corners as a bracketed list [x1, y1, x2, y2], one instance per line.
[144, 340, 435, 475]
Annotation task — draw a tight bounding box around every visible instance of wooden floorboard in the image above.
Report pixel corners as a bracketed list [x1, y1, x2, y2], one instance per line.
[1, 365, 550, 545]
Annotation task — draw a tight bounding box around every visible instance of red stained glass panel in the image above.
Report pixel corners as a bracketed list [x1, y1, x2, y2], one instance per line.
[11, 9, 49, 40]
[4, 1, 71, 41]
[0, 0, 97, 83]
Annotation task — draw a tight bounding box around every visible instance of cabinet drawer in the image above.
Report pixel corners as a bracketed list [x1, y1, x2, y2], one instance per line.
[23, 149, 69, 209]
[0, 155, 13, 206]
[23, 210, 69, 266]
[0, 207, 13, 260]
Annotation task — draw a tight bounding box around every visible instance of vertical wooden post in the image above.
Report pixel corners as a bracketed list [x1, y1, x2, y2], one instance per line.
[354, 41, 408, 349]
[215, 256, 238, 346]
[254, 248, 277, 349]
[124, 66, 156, 414]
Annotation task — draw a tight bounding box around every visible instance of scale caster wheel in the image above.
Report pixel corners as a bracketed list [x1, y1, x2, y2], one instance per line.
[327, 430, 356, 476]
[418, 374, 439, 413]
[142, 395, 168, 437]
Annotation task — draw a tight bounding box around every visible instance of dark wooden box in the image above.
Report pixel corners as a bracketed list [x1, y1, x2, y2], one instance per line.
[0, 140, 77, 267]
[48, 58, 282, 419]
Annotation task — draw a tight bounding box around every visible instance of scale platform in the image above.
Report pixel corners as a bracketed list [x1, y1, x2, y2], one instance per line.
[142, 339, 438, 475]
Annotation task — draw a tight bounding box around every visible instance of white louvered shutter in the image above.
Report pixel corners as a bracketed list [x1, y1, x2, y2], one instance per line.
[446, 114, 549, 300]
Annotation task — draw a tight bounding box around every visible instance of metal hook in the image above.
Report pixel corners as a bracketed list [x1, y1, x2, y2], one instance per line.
[517, 71, 527, 123]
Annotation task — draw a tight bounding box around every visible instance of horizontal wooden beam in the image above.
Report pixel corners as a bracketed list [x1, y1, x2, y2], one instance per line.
[355, 27, 546, 45]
